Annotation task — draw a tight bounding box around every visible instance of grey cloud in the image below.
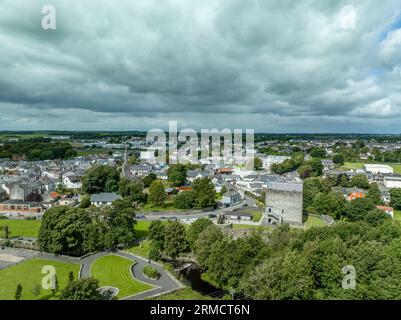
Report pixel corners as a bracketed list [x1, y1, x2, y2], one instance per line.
[0, 0, 401, 132]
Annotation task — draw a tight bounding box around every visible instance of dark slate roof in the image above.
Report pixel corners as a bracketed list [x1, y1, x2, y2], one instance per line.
[90, 193, 122, 203]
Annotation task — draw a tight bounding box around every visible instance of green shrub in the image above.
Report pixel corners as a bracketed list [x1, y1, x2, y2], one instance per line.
[143, 265, 161, 279]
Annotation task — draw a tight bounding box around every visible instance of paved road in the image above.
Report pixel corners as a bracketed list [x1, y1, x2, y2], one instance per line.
[115, 251, 182, 300]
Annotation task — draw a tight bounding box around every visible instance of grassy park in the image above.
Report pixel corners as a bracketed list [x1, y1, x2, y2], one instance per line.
[0, 258, 80, 300]
[90, 255, 153, 299]
[305, 215, 326, 229]
[134, 220, 152, 239]
[126, 240, 152, 258]
[0, 219, 41, 238]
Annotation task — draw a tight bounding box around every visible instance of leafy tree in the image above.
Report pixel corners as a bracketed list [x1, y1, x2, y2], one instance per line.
[240, 251, 314, 300]
[308, 191, 346, 219]
[142, 173, 157, 188]
[367, 183, 383, 205]
[309, 147, 326, 158]
[163, 221, 189, 258]
[390, 188, 401, 210]
[173, 191, 196, 209]
[148, 180, 167, 207]
[344, 198, 375, 222]
[15, 284, 23, 300]
[128, 155, 139, 165]
[298, 164, 314, 179]
[339, 174, 350, 187]
[254, 157, 263, 170]
[350, 174, 369, 189]
[194, 224, 224, 268]
[60, 277, 102, 300]
[79, 196, 91, 209]
[167, 164, 187, 186]
[81, 165, 120, 194]
[332, 153, 345, 165]
[148, 220, 166, 259]
[192, 177, 216, 208]
[118, 178, 145, 204]
[220, 185, 228, 195]
[186, 218, 213, 249]
[38, 206, 92, 255]
[303, 177, 324, 210]
[68, 271, 74, 284]
[298, 159, 323, 179]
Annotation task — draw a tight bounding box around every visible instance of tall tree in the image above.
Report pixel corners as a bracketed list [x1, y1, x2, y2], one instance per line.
[148, 180, 167, 207]
[167, 164, 187, 186]
[192, 177, 216, 208]
[60, 277, 102, 300]
[15, 284, 23, 300]
[163, 221, 189, 258]
[81, 165, 120, 194]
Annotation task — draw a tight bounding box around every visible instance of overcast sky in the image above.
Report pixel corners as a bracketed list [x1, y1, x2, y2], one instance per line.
[1, 0, 401, 133]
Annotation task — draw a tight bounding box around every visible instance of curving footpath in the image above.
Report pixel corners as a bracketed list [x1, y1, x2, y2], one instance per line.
[115, 251, 183, 300]
[5, 247, 184, 300]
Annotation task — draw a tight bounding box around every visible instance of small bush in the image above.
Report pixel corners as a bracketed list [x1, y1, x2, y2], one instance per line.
[143, 265, 161, 279]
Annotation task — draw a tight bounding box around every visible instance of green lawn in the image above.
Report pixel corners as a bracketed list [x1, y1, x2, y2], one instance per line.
[125, 240, 152, 258]
[305, 215, 326, 229]
[341, 162, 401, 174]
[394, 210, 401, 221]
[0, 219, 41, 238]
[134, 220, 152, 239]
[390, 164, 401, 175]
[90, 255, 153, 299]
[0, 258, 80, 300]
[150, 287, 212, 300]
[341, 162, 364, 170]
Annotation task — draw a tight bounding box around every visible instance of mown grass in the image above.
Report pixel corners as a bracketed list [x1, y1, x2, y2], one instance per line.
[91, 255, 153, 299]
[305, 215, 326, 229]
[0, 258, 79, 300]
[125, 240, 152, 258]
[0, 219, 41, 238]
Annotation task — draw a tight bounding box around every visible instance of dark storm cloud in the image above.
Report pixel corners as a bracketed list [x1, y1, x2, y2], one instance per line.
[0, 0, 401, 132]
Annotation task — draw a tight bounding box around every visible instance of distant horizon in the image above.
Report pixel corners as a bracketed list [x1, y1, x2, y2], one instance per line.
[0, 130, 401, 136]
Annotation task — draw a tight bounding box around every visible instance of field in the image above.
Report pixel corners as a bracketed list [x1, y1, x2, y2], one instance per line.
[341, 162, 364, 171]
[0, 219, 41, 238]
[134, 220, 152, 239]
[125, 240, 152, 258]
[341, 162, 401, 174]
[90, 255, 153, 299]
[0, 258, 80, 300]
[394, 210, 401, 221]
[305, 215, 326, 229]
[151, 287, 212, 300]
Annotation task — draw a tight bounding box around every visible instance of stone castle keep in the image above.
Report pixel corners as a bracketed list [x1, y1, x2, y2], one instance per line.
[264, 181, 303, 226]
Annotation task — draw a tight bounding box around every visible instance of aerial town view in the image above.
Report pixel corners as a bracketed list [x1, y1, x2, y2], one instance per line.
[1, 0, 401, 315]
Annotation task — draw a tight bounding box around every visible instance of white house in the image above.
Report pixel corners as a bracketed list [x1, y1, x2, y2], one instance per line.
[62, 175, 82, 189]
[363, 164, 393, 175]
[383, 175, 401, 189]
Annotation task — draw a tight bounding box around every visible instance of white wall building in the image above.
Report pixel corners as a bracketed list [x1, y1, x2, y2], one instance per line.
[384, 175, 401, 189]
[363, 164, 393, 175]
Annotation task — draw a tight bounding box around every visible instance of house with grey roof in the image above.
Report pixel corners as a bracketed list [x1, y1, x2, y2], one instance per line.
[90, 193, 122, 206]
